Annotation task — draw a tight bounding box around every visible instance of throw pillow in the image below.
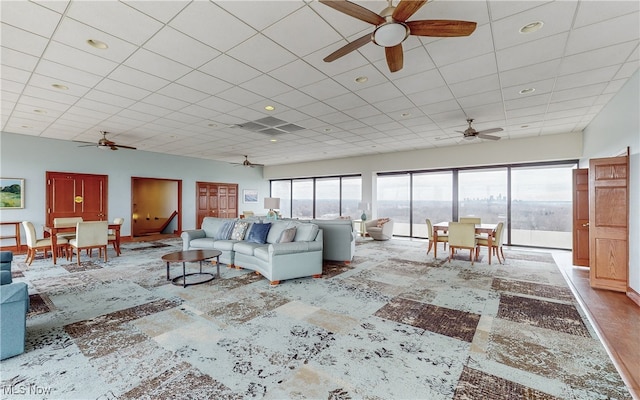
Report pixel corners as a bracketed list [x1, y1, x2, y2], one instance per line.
[278, 227, 297, 243]
[376, 218, 390, 228]
[215, 220, 235, 240]
[246, 222, 271, 244]
[231, 221, 250, 240]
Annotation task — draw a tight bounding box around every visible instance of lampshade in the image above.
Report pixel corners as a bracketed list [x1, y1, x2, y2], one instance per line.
[264, 197, 280, 210]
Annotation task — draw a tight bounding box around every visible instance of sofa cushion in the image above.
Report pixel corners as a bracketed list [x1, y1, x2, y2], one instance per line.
[231, 221, 250, 240]
[213, 240, 237, 251]
[266, 221, 293, 244]
[215, 221, 235, 240]
[202, 217, 233, 238]
[234, 241, 266, 256]
[246, 222, 271, 244]
[294, 223, 318, 242]
[254, 246, 269, 262]
[278, 227, 297, 243]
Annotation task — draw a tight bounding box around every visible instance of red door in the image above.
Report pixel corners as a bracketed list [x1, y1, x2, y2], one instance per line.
[46, 172, 108, 227]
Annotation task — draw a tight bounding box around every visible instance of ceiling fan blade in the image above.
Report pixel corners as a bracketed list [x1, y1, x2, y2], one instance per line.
[324, 33, 372, 62]
[385, 44, 404, 73]
[392, 0, 428, 22]
[477, 133, 501, 141]
[319, 0, 385, 25]
[476, 127, 503, 135]
[114, 144, 137, 150]
[407, 20, 477, 37]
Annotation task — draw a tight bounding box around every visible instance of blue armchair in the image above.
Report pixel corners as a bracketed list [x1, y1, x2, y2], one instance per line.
[0, 251, 29, 360]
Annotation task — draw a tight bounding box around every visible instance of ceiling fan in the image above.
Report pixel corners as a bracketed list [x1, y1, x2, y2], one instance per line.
[319, 0, 477, 72]
[457, 119, 503, 141]
[231, 155, 264, 168]
[78, 131, 137, 150]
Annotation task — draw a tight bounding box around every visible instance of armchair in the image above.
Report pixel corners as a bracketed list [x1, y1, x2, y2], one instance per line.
[0, 251, 29, 360]
[365, 218, 394, 241]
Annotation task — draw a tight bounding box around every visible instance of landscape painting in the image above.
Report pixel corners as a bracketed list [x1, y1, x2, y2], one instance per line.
[0, 178, 25, 209]
[243, 189, 258, 203]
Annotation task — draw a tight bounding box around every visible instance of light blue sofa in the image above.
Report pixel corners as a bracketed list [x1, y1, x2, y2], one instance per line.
[297, 219, 355, 262]
[181, 218, 323, 285]
[1, 251, 29, 360]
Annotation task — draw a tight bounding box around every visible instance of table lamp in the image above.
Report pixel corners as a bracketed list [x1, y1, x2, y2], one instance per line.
[358, 202, 369, 221]
[264, 197, 280, 220]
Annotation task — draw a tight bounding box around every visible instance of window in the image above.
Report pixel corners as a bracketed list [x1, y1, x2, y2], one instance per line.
[458, 168, 507, 226]
[271, 180, 291, 218]
[316, 178, 340, 219]
[412, 171, 453, 237]
[341, 176, 362, 220]
[292, 179, 313, 219]
[377, 174, 410, 235]
[511, 165, 573, 248]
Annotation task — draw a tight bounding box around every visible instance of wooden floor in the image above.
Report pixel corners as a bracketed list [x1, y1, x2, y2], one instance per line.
[554, 252, 640, 400]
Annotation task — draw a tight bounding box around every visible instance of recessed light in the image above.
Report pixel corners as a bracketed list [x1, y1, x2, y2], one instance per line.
[324, 128, 332, 132]
[519, 21, 543, 34]
[519, 88, 536, 94]
[521, 125, 529, 128]
[264, 105, 275, 111]
[87, 39, 108, 49]
[34, 109, 47, 114]
[52, 84, 68, 90]
[401, 112, 411, 117]
[355, 76, 368, 83]
[270, 139, 277, 142]
[21, 125, 32, 128]
[208, 123, 218, 127]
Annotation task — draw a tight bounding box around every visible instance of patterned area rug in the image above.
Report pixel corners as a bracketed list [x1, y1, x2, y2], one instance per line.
[0, 238, 631, 399]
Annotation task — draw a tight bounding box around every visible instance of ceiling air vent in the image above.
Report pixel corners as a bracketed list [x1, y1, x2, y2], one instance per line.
[237, 117, 305, 136]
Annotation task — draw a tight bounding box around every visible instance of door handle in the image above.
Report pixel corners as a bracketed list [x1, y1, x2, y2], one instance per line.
[582, 222, 589, 227]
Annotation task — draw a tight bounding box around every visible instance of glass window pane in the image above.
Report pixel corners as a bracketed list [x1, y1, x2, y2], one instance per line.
[412, 171, 453, 237]
[271, 180, 291, 218]
[341, 176, 362, 220]
[511, 165, 574, 248]
[377, 174, 410, 235]
[316, 178, 340, 219]
[458, 168, 507, 225]
[292, 179, 313, 219]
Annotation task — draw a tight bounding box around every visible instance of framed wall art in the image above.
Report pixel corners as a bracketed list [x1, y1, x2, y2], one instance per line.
[0, 178, 25, 209]
[243, 189, 258, 203]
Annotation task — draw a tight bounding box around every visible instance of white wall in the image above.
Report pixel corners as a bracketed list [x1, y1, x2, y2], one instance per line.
[582, 69, 640, 295]
[0, 132, 270, 238]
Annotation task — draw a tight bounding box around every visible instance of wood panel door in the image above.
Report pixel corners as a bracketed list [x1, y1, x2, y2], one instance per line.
[572, 169, 590, 266]
[196, 182, 238, 228]
[46, 172, 108, 227]
[589, 155, 629, 292]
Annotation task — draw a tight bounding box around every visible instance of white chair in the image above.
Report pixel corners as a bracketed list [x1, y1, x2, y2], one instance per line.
[108, 218, 124, 256]
[447, 222, 478, 265]
[476, 222, 505, 264]
[68, 221, 108, 266]
[425, 218, 448, 255]
[459, 217, 481, 224]
[365, 218, 394, 241]
[22, 221, 68, 266]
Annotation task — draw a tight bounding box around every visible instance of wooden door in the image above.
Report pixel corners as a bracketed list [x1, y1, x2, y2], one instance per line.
[572, 169, 590, 266]
[589, 155, 629, 292]
[46, 172, 108, 227]
[196, 182, 238, 228]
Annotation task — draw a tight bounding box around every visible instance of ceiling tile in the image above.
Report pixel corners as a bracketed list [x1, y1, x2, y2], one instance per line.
[1, 23, 49, 57]
[440, 52, 497, 84]
[169, 1, 256, 52]
[157, 83, 210, 103]
[43, 42, 118, 76]
[496, 32, 568, 71]
[67, 1, 163, 45]
[573, 0, 640, 28]
[94, 79, 151, 101]
[108, 65, 170, 92]
[227, 34, 297, 73]
[124, 49, 191, 81]
[559, 41, 638, 75]
[177, 70, 233, 96]
[122, 0, 190, 23]
[1, 0, 61, 37]
[565, 13, 640, 56]
[143, 26, 221, 68]
[240, 74, 293, 99]
[427, 23, 494, 67]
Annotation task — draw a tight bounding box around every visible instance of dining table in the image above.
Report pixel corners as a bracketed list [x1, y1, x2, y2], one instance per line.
[433, 221, 498, 264]
[43, 223, 121, 265]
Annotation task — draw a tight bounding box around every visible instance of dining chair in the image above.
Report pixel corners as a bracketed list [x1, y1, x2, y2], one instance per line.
[459, 217, 481, 224]
[21, 221, 69, 266]
[108, 218, 124, 256]
[53, 217, 83, 240]
[476, 222, 505, 264]
[68, 221, 108, 266]
[425, 219, 448, 255]
[447, 222, 479, 265]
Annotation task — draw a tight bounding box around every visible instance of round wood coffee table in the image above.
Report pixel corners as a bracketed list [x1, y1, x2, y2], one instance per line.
[161, 249, 222, 288]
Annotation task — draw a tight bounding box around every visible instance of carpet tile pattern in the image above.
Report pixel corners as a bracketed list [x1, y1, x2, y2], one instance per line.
[0, 238, 631, 399]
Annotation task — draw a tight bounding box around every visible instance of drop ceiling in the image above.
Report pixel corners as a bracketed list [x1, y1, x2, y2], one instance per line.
[1, 0, 638, 166]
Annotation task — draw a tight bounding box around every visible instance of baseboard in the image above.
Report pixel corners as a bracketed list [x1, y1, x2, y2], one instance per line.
[627, 287, 640, 307]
